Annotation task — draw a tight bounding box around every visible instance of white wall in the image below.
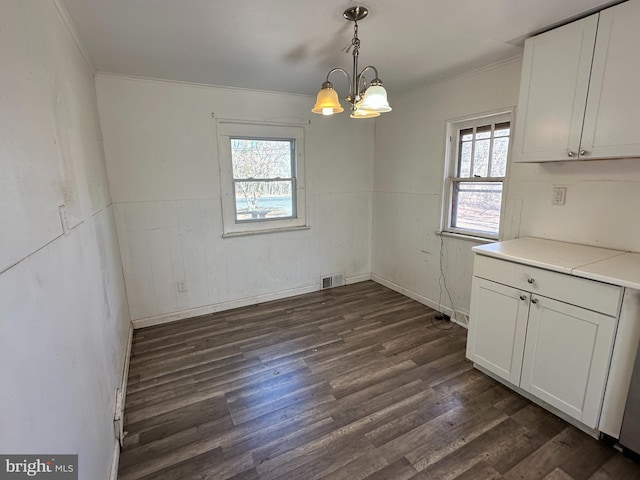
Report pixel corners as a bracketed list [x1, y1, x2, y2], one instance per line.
[373, 53, 640, 319]
[372, 59, 523, 320]
[0, 1, 130, 478]
[96, 75, 374, 324]
[503, 158, 640, 251]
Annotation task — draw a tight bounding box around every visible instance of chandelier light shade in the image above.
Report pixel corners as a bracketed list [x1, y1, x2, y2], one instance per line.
[311, 6, 391, 119]
[350, 108, 380, 119]
[350, 99, 380, 118]
[359, 83, 392, 112]
[311, 82, 344, 115]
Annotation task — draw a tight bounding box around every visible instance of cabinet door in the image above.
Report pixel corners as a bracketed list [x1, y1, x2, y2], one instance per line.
[512, 14, 598, 162]
[466, 278, 529, 385]
[520, 296, 616, 428]
[580, 1, 640, 159]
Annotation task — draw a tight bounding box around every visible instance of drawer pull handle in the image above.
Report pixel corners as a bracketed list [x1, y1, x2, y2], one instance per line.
[520, 295, 527, 301]
[531, 298, 539, 304]
[527, 278, 535, 284]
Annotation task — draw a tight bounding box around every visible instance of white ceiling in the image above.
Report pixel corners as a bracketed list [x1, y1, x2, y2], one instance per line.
[62, 0, 622, 97]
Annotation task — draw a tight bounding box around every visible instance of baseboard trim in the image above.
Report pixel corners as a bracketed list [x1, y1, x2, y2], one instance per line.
[117, 323, 133, 434]
[131, 275, 372, 329]
[371, 275, 469, 328]
[109, 440, 120, 480]
[132, 285, 317, 329]
[345, 273, 372, 284]
[110, 322, 133, 479]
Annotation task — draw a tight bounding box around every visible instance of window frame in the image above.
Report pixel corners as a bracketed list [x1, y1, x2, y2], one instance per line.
[217, 120, 308, 237]
[442, 109, 514, 240]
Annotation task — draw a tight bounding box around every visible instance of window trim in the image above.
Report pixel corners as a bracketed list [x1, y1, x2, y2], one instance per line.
[441, 108, 514, 240]
[217, 120, 307, 236]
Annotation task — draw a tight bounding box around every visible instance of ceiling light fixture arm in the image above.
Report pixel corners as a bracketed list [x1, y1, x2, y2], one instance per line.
[322, 67, 351, 95]
[356, 65, 382, 98]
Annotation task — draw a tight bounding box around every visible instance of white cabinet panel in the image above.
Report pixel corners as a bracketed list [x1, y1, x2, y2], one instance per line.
[473, 254, 622, 316]
[581, 1, 640, 159]
[468, 248, 624, 432]
[513, 1, 640, 162]
[467, 278, 529, 385]
[520, 295, 616, 428]
[512, 15, 597, 163]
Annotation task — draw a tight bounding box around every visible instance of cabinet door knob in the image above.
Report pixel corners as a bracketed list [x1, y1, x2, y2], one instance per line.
[520, 295, 527, 301]
[531, 298, 539, 304]
[567, 151, 576, 157]
[527, 278, 535, 284]
[580, 149, 589, 156]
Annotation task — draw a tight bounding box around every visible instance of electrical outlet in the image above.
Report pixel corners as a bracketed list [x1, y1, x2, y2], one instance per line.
[552, 187, 567, 206]
[177, 281, 187, 292]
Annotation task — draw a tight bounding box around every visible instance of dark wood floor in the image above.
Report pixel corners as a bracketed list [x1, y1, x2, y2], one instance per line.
[118, 281, 640, 480]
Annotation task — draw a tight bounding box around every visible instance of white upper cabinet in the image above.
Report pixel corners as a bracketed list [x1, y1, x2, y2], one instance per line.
[513, 1, 640, 162]
[513, 15, 597, 163]
[581, 1, 640, 159]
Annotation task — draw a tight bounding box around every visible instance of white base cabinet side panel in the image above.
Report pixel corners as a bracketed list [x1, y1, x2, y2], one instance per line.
[581, 1, 640, 159]
[600, 288, 640, 438]
[520, 296, 616, 428]
[466, 277, 529, 385]
[512, 14, 598, 163]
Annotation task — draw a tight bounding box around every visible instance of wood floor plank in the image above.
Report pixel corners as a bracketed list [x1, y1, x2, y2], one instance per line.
[503, 428, 592, 480]
[411, 418, 529, 479]
[401, 405, 509, 471]
[316, 449, 389, 480]
[453, 462, 504, 480]
[559, 435, 616, 479]
[362, 457, 418, 480]
[543, 468, 575, 480]
[134, 447, 224, 480]
[587, 454, 640, 480]
[117, 281, 640, 480]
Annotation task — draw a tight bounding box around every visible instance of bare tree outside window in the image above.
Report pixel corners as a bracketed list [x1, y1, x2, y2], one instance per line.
[230, 138, 296, 222]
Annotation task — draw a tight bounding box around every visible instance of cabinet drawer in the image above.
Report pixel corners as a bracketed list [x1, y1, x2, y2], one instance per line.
[474, 254, 622, 316]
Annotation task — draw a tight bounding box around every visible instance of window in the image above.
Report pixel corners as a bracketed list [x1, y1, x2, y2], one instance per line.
[217, 121, 307, 236]
[443, 111, 512, 239]
[231, 138, 296, 222]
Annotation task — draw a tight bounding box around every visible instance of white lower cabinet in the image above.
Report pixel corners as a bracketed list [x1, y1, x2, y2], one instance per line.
[466, 279, 529, 386]
[467, 255, 621, 430]
[520, 295, 616, 428]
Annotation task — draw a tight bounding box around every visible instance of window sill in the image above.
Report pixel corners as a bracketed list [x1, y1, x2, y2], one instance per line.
[222, 225, 311, 238]
[435, 231, 497, 244]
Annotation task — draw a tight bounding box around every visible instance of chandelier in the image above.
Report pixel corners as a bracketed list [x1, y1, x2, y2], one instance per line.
[312, 6, 391, 119]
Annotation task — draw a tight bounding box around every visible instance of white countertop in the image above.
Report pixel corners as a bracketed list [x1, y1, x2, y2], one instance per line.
[574, 253, 640, 290]
[472, 237, 640, 290]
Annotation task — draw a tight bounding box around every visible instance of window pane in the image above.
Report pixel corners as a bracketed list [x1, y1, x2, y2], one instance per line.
[495, 122, 510, 137]
[475, 125, 491, 140]
[460, 128, 473, 142]
[235, 180, 294, 222]
[491, 137, 509, 177]
[473, 139, 490, 177]
[459, 141, 472, 177]
[452, 182, 502, 235]
[231, 139, 293, 179]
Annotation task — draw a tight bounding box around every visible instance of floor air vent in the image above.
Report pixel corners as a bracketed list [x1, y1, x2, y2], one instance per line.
[321, 274, 344, 289]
